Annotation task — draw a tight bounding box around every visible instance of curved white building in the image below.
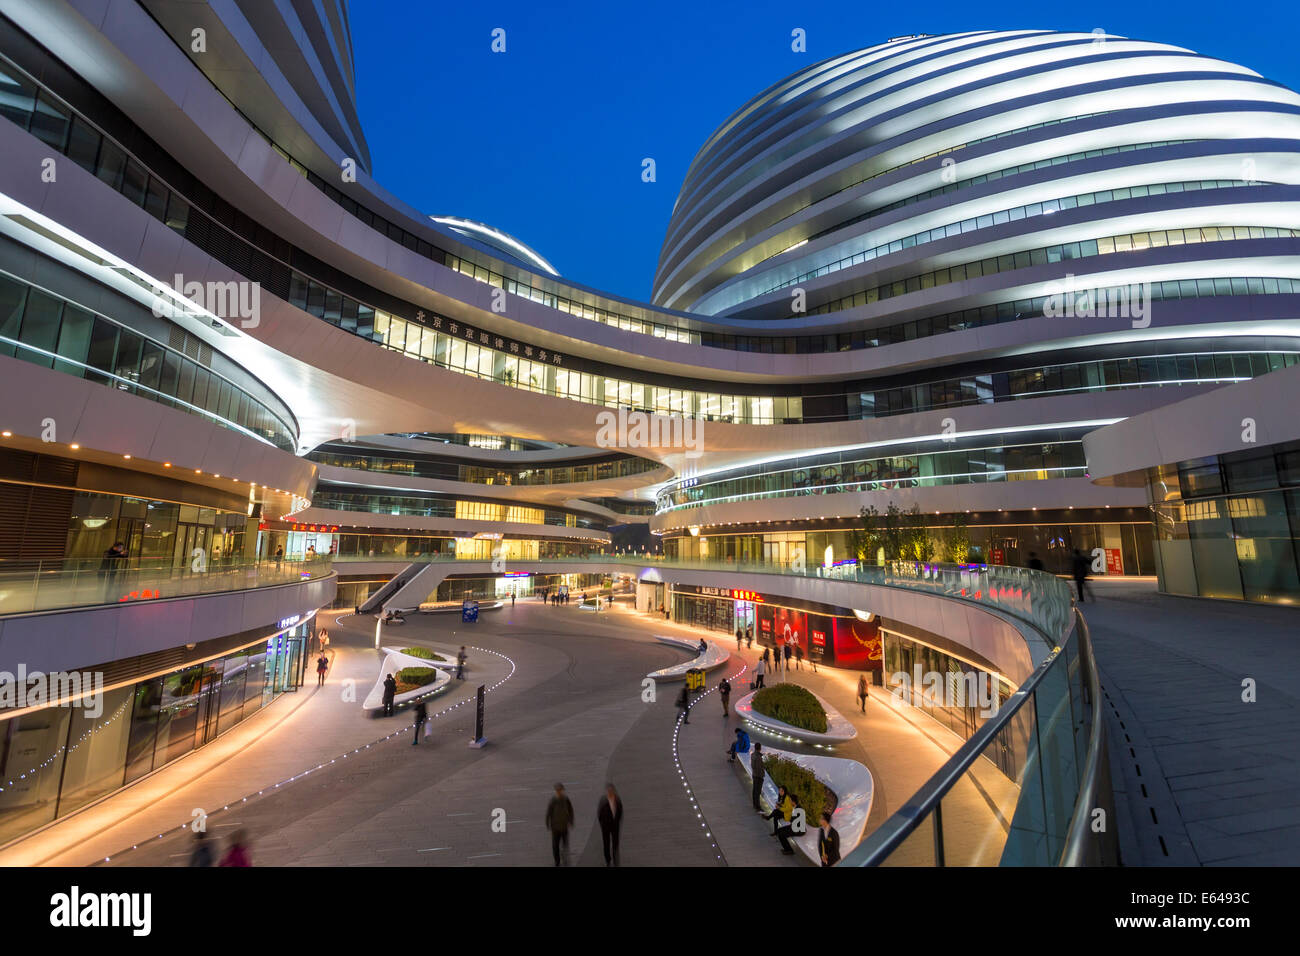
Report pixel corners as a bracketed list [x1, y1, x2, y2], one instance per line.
[0, 8, 1296, 853]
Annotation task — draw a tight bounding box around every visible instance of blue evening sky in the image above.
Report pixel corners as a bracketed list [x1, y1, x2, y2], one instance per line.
[350, 0, 1298, 302]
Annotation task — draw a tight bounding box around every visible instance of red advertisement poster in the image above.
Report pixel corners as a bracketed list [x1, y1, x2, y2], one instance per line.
[1105, 548, 1124, 575]
[832, 617, 882, 671]
[807, 613, 832, 659]
[772, 605, 807, 653]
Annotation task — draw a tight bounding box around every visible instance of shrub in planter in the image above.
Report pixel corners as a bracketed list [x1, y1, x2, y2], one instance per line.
[763, 756, 837, 829]
[401, 647, 448, 662]
[752, 683, 828, 733]
[395, 666, 438, 693]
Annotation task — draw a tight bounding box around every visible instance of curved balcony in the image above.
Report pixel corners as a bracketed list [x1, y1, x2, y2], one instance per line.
[0, 557, 334, 617]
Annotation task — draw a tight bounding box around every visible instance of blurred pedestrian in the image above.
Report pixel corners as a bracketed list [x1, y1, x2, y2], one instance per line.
[456, 646, 467, 679]
[719, 677, 731, 716]
[676, 684, 691, 723]
[382, 673, 397, 716]
[188, 830, 214, 867]
[315, 653, 328, 686]
[754, 657, 766, 689]
[545, 783, 575, 866]
[750, 743, 765, 811]
[857, 673, 870, 713]
[219, 830, 251, 867]
[794, 644, 804, 671]
[412, 700, 427, 745]
[1072, 549, 1093, 602]
[596, 783, 623, 866]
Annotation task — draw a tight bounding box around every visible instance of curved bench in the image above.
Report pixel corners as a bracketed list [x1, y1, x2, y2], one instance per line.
[734, 688, 858, 746]
[362, 646, 452, 712]
[647, 635, 731, 681]
[736, 746, 873, 866]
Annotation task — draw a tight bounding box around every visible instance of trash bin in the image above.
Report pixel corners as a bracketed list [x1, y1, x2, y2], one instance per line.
[685, 668, 705, 691]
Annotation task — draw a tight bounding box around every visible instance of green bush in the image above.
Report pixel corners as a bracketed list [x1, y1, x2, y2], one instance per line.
[401, 647, 449, 662]
[763, 756, 836, 829]
[752, 683, 828, 733]
[395, 666, 438, 691]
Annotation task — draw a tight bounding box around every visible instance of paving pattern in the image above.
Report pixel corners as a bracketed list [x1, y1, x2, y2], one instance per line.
[1083, 579, 1300, 866]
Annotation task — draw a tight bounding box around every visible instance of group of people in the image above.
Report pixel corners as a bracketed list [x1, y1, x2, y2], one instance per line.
[188, 829, 252, 867]
[543, 589, 572, 605]
[734, 740, 840, 865]
[545, 782, 624, 866]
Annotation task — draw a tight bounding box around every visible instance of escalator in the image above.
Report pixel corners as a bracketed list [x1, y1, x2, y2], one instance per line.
[356, 563, 421, 614]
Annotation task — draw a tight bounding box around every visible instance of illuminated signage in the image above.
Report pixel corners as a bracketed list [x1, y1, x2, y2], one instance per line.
[730, 589, 764, 602]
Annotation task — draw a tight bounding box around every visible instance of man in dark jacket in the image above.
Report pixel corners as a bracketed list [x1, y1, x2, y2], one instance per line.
[596, 783, 623, 866]
[412, 700, 427, 744]
[750, 743, 765, 811]
[545, 783, 575, 866]
[676, 684, 692, 723]
[382, 673, 397, 717]
[818, 811, 841, 867]
[1071, 549, 1093, 602]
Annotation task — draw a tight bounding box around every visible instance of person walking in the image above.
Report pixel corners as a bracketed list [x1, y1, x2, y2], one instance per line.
[754, 656, 766, 689]
[273, 545, 283, 569]
[315, 653, 328, 686]
[1071, 549, 1093, 602]
[794, 644, 804, 671]
[511, 592, 516, 607]
[219, 831, 251, 867]
[382, 673, 397, 717]
[596, 783, 623, 867]
[1027, 551, 1045, 572]
[736, 626, 744, 650]
[456, 646, 467, 680]
[746, 626, 754, 649]
[188, 830, 214, 867]
[719, 677, 731, 716]
[857, 673, 870, 713]
[545, 783, 575, 866]
[676, 683, 692, 724]
[783, 642, 793, 676]
[412, 700, 428, 745]
[818, 811, 841, 867]
[750, 743, 765, 811]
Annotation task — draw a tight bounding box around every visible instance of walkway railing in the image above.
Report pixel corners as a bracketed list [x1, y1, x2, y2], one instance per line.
[0, 557, 334, 616]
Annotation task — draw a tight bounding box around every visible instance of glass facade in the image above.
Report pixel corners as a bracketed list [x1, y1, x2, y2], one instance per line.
[0, 271, 296, 451]
[60, 491, 251, 572]
[656, 431, 1091, 514]
[759, 179, 1260, 299]
[0, 623, 308, 845]
[1149, 441, 1300, 603]
[309, 488, 597, 528]
[308, 447, 658, 485]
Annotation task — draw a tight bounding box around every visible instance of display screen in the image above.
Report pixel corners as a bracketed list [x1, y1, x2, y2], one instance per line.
[832, 617, 883, 671]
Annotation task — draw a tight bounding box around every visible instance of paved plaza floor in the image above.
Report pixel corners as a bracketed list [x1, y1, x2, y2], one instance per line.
[1081, 578, 1300, 867]
[2, 597, 977, 867]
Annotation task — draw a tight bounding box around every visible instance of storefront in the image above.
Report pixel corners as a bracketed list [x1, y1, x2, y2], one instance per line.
[0, 616, 312, 847]
[668, 584, 882, 671]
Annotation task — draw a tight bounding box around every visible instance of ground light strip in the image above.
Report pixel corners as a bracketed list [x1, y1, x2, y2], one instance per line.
[95, 645, 516, 864]
[671, 661, 748, 866]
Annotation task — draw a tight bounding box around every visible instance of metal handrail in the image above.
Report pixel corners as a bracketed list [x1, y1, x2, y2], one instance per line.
[1059, 609, 1115, 866]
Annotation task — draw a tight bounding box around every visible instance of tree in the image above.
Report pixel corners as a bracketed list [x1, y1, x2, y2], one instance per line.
[847, 505, 881, 565]
[944, 514, 971, 564]
[903, 504, 935, 562]
[882, 503, 905, 562]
